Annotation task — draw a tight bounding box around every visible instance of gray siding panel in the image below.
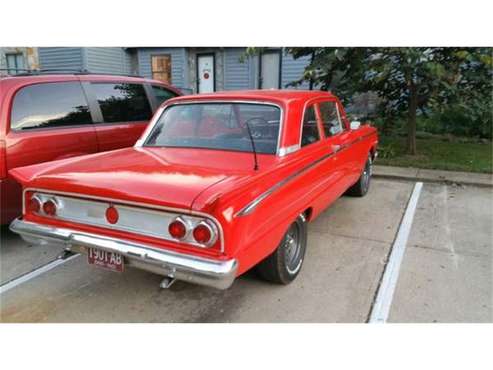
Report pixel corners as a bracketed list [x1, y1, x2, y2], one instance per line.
[85, 47, 129, 74]
[223, 48, 251, 90]
[137, 48, 186, 88]
[38, 47, 83, 71]
[281, 53, 310, 89]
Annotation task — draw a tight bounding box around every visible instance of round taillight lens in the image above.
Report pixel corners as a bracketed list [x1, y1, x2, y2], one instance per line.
[43, 200, 57, 216]
[168, 219, 187, 239]
[105, 206, 119, 224]
[27, 197, 41, 213]
[193, 223, 212, 245]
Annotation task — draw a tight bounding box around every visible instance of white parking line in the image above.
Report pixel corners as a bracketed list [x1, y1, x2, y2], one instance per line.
[369, 182, 423, 323]
[0, 253, 80, 295]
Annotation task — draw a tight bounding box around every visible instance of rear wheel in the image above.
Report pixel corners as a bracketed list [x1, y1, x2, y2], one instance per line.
[256, 215, 307, 284]
[346, 154, 372, 197]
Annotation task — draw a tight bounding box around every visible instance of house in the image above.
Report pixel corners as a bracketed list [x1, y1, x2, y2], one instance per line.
[37, 47, 311, 93]
[0, 47, 39, 76]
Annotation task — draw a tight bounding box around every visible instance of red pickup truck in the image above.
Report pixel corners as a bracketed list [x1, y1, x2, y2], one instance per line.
[10, 90, 378, 289]
[0, 73, 181, 225]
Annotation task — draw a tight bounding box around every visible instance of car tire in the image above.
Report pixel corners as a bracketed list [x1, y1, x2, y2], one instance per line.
[256, 215, 307, 285]
[346, 154, 372, 197]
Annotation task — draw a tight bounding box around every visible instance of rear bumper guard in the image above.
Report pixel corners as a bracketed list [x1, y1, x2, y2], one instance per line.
[10, 218, 237, 290]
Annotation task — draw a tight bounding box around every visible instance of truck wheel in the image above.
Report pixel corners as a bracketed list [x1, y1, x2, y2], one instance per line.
[256, 215, 307, 284]
[346, 154, 372, 197]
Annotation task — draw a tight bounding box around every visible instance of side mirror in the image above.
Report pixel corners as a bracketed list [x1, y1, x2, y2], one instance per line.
[350, 121, 361, 130]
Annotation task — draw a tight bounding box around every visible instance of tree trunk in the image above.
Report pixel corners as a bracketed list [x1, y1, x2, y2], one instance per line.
[407, 83, 418, 155]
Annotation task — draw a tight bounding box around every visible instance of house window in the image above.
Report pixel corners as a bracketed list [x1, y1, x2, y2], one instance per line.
[6, 53, 25, 75]
[151, 55, 172, 84]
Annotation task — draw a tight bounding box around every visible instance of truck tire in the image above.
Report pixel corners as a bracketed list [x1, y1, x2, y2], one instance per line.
[256, 215, 307, 284]
[346, 154, 372, 197]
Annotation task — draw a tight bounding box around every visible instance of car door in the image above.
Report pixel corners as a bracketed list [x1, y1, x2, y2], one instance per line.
[318, 99, 352, 196]
[4, 80, 99, 223]
[6, 80, 99, 169]
[84, 81, 154, 151]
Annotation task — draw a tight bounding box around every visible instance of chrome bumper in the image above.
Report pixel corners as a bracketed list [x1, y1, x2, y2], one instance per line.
[10, 218, 238, 290]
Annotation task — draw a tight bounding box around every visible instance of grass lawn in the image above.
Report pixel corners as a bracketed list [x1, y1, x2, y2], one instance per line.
[376, 136, 493, 173]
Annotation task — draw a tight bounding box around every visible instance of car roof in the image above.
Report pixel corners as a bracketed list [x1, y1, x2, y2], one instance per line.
[168, 89, 336, 107]
[0, 73, 181, 94]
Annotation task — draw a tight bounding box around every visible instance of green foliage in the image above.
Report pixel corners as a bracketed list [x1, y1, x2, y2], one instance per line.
[286, 47, 493, 149]
[377, 136, 493, 173]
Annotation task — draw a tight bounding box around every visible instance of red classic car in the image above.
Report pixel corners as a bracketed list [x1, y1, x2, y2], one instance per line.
[9, 90, 378, 289]
[0, 72, 181, 225]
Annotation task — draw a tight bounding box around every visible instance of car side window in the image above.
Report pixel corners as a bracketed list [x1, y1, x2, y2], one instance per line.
[10, 82, 93, 131]
[300, 105, 320, 147]
[152, 85, 178, 106]
[91, 83, 152, 123]
[319, 101, 343, 137]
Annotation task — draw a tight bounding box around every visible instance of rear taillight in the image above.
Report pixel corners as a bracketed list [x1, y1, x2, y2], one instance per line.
[42, 199, 57, 216]
[27, 196, 41, 213]
[168, 218, 188, 240]
[167, 217, 218, 247]
[0, 140, 6, 179]
[193, 222, 213, 245]
[105, 205, 119, 224]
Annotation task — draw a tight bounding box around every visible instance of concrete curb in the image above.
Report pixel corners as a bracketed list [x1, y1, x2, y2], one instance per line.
[373, 165, 493, 188]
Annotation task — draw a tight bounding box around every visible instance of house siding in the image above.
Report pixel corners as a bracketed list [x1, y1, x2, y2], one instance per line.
[281, 53, 311, 89]
[137, 48, 187, 88]
[38, 47, 84, 71]
[85, 47, 131, 74]
[223, 48, 252, 90]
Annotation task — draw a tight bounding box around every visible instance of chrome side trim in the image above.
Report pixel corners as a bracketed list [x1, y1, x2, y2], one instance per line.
[278, 144, 300, 157]
[236, 130, 377, 216]
[135, 99, 285, 156]
[10, 219, 237, 290]
[22, 187, 225, 252]
[236, 150, 337, 217]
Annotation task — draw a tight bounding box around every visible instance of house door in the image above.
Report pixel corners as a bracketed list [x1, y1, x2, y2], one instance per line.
[197, 54, 215, 93]
[259, 51, 281, 89]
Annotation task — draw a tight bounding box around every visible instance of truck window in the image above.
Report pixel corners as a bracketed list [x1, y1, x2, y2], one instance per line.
[319, 101, 343, 137]
[91, 83, 152, 123]
[300, 105, 320, 147]
[10, 82, 93, 130]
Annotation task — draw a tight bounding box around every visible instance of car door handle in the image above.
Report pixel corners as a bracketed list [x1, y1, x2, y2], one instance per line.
[331, 144, 341, 153]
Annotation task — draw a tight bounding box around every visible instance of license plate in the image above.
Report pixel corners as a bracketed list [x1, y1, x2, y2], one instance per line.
[87, 248, 124, 272]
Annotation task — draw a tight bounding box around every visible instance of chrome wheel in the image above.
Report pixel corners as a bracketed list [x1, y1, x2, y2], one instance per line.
[284, 222, 303, 274]
[362, 157, 372, 192]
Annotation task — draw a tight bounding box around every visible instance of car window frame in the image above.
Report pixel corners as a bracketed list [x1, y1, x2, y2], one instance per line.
[299, 103, 322, 149]
[318, 99, 345, 139]
[86, 81, 154, 125]
[150, 84, 179, 109]
[9, 81, 96, 133]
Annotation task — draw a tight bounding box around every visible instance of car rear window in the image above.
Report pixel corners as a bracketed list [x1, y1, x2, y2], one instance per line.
[10, 82, 93, 131]
[144, 103, 281, 154]
[91, 83, 152, 123]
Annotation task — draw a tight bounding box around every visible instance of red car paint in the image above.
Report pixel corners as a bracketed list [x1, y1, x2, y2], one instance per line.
[10, 90, 378, 279]
[0, 74, 181, 224]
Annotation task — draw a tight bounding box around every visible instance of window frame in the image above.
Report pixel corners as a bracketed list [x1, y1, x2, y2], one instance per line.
[151, 84, 179, 108]
[9, 81, 95, 133]
[299, 103, 322, 148]
[151, 54, 172, 84]
[138, 100, 284, 155]
[6, 53, 25, 75]
[318, 99, 345, 139]
[88, 81, 154, 125]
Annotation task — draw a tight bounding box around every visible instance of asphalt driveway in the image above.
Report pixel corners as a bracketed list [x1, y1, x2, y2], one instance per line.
[0, 178, 491, 323]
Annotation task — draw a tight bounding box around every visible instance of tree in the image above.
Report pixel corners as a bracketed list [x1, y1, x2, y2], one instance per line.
[287, 47, 492, 154]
